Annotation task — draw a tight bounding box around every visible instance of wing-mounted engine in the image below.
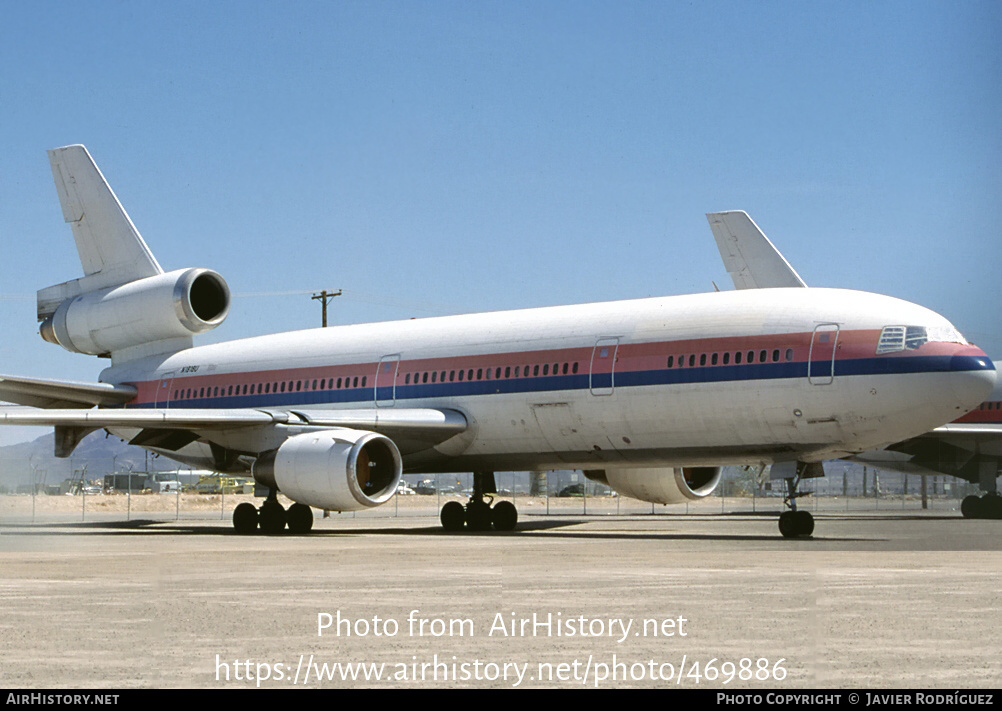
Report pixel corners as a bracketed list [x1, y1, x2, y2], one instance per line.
[252, 429, 403, 512]
[39, 268, 229, 357]
[585, 466, 722, 504]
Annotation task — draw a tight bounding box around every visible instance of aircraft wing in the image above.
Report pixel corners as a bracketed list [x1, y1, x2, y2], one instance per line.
[0, 405, 468, 457]
[0, 405, 466, 432]
[706, 211, 808, 289]
[0, 374, 137, 409]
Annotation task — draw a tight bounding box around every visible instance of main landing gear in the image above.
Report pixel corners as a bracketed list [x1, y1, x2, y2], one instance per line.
[776, 463, 817, 539]
[961, 492, 1002, 520]
[440, 472, 518, 532]
[232, 489, 314, 534]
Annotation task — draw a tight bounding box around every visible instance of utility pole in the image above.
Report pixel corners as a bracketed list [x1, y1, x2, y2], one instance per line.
[312, 289, 342, 327]
[312, 289, 341, 521]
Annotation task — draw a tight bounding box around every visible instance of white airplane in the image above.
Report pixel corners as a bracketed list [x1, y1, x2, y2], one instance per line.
[0, 146, 994, 538]
[707, 212, 1002, 519]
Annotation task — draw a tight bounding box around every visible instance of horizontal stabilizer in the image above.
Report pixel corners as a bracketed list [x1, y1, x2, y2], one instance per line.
[0, 374, 137, 409]
[706, 211, 807, 290]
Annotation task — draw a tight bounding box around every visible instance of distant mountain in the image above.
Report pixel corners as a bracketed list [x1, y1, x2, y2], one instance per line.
[0, 430, 160, 489]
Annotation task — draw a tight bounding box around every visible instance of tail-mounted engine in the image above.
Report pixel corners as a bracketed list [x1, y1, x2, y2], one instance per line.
[39, 268, 230, 357]
[252, 429, 403, 512]
[585, 466, 722, 504]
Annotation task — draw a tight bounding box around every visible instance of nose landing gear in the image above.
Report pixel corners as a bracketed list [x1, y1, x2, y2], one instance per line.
[775, 461, 820, 538]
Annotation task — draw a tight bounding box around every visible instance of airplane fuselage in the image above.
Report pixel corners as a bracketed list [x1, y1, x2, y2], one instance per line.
[103, 287, 995, 473]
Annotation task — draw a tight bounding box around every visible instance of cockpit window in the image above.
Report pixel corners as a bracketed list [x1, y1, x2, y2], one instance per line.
[877, 325, 966, 354]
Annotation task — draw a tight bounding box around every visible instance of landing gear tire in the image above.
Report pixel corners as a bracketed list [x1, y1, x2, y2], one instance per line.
[287, 503, 314, 534]
[491, 500, 518, 531]
[441, 501, 466, 531]
[465, 500, 493, 532]
[961, 495, 983, 519]
[778, 511, 798, 538]
[233, 502, 259, 534]
[794, 510, 814, 537]
[982, 494, 1002, 520]
[259, 500, 287, 534]
[778, 510, 814, 538]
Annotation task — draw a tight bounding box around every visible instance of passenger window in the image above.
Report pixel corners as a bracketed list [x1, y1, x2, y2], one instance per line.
[785, 348, 793, 362]
[699, 354, 707, 366]
[689, 354, 696, 367]
[723, 352, 730, 365]
[543, 364, 549, 376]
[459, 369, 465, 381]
[759, 350, 767, 363]
[711, 353, 718, 365]
[505, 367, 511, 378]
[533, 365, 539, 376]
[772, 349, 779, 362]
[735, 352, 742, 364]
[361, 376, 367, 387]
[562, 363, 568, 375]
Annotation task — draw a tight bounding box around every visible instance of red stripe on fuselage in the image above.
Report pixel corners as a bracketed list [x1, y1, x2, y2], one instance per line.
[128, 328, 907, 406]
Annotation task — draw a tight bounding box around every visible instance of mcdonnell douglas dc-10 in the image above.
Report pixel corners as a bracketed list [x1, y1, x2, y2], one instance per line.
[0, 146, 994, 537]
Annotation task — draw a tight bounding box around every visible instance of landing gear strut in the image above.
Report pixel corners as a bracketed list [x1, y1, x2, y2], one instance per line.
[440, 472, 519, 532]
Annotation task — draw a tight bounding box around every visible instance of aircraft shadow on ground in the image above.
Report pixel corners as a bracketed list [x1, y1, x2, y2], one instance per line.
[0, 516, 887, 542]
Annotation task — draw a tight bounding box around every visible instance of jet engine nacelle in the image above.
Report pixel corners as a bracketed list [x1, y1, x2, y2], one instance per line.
[252, 429, 403, 512]
[585, 466, 722, 504]
[40, 268, 230, 356]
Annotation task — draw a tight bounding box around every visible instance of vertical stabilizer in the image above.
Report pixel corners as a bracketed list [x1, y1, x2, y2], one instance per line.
[706, 211, 807, 290]
[39, 145, 163, 318]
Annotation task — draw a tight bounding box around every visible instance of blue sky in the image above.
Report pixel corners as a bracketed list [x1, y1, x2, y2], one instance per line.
[1, 1, 999, 443]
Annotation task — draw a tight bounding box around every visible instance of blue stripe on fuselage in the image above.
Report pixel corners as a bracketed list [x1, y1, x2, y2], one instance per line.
[130, 354, 992, 410]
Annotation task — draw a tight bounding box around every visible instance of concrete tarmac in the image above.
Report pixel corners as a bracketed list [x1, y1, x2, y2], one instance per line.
[1, 508, 1000, 689]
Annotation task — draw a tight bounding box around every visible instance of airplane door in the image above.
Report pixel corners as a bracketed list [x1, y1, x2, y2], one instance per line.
[590, 337, 620, 396]
[375, 354, 400, 407]
[808, 324, 840, 385]
[155, 372, 175, 409]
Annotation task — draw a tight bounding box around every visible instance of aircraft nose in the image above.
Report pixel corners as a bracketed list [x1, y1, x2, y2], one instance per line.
[948, 346, 996, 410]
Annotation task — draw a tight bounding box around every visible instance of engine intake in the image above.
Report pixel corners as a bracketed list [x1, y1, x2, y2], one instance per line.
[253, 429, 403, 511]
[585, 466, 722, 504]
[40, 268, 229, 356]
